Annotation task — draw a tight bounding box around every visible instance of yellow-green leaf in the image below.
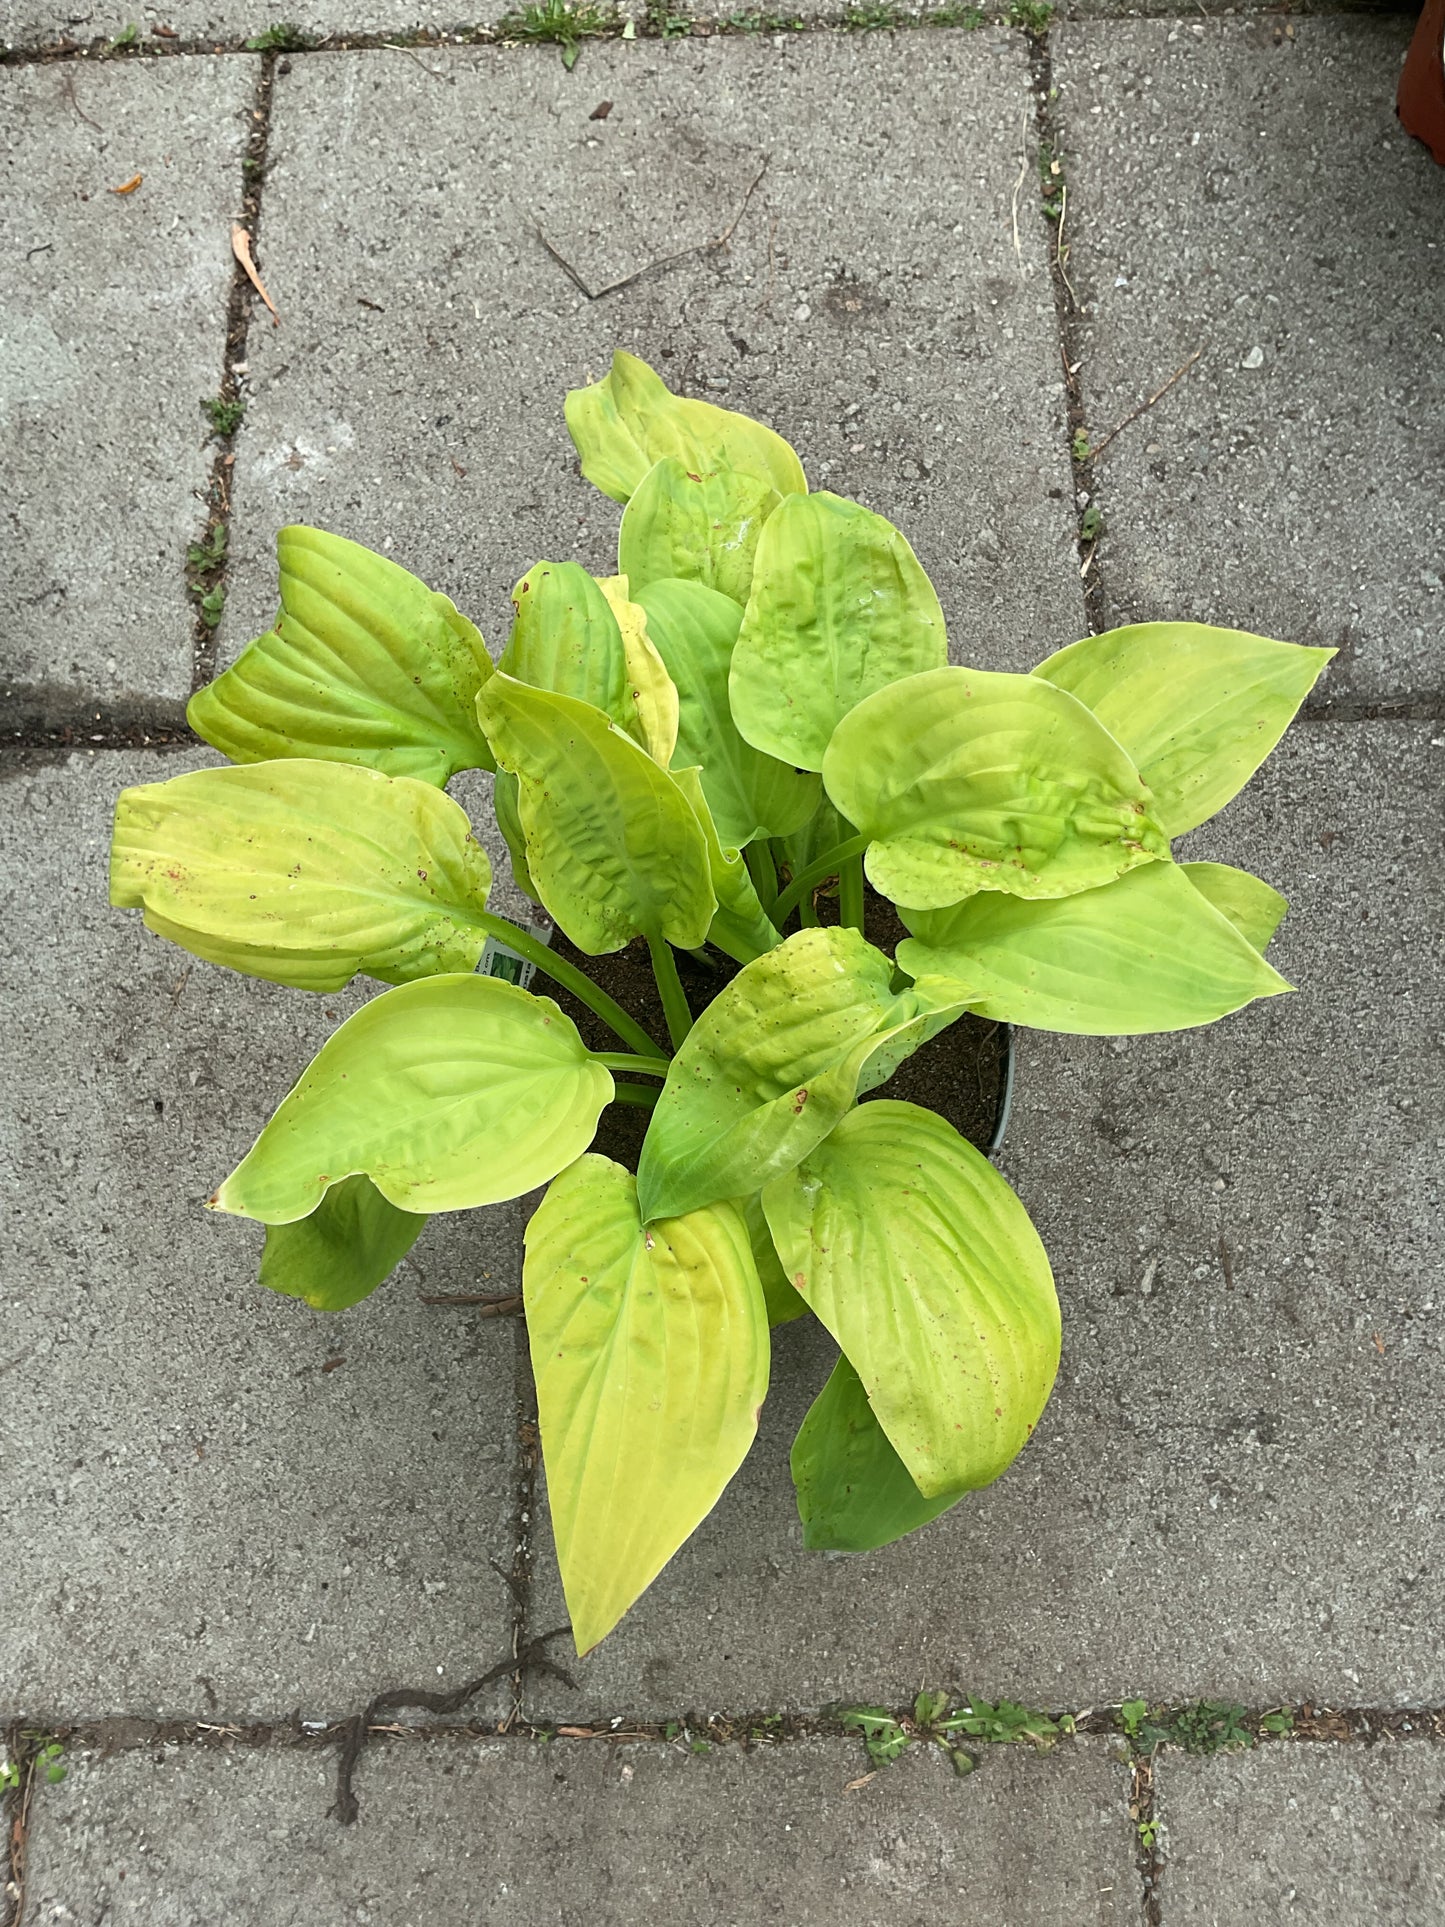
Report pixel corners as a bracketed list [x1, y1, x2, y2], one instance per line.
[897, 858, 1292, 1034]
[1032, 622, 1334, 836]
[597, 574, 680, 766]
[638, 576, 819, 847]
[618, 456, 780, 606]
[565, 350, 806, 506]
[187, 526, 495, 785]
[476, 672, 715, 955]
[742, 1191, 808, 1327]
[213, 975, 612, 1223]
[636, 926, 963, 1223]
[823, 665, 1170, 911]
[671, 766, 781, 964]
[503, 561, 632, 725]
[525, 1155, 769, 1652]
[792, 1353, 962, 1551]
[110, 759, 493, 992]
[1182, 861, 1288, 954]
[259, 1174, 424, 1311]
[729, 492, 948, 772]
[763, 1101, 1059, 1497]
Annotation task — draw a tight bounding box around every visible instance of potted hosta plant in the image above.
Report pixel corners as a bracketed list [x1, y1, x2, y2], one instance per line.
[109, 353, 1331, 1653]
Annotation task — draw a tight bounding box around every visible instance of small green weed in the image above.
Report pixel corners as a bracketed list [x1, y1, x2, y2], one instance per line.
[1007, 0, 1052, 30]
[498, 0, 620, 67]
[193, 584, 227, 631]
[202, 396, 246, 438]
[109, 20, 139, 47]
[244, 22, 315, 49]
[1116, 1699, 1252, 1757]
[841, 1691, 1067, 1778]
[1079, 504, 1105, 543]
[689, 1737, 711, 1755]
[644, 0, 693, 32]
[662, 1720, 681, 1741]
[1071, 428, 1091, 463]
[1259, 1709, 1294, 1736]
[843, 3, 903, 28]
[1137, 1814, 1159, 1850]
[187, 525, 228, 572]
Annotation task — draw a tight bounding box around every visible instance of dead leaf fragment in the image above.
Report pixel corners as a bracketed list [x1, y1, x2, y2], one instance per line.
[589, 99, 612, 120]
[109, 172, 143, 195]
[231, 223, 279, 325]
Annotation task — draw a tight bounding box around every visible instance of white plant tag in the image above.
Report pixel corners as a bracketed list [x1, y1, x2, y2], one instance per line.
[479, 918, 553, 991]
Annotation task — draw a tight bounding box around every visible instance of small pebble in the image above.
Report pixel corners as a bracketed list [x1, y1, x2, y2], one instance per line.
[1242, 345, 1265, 370]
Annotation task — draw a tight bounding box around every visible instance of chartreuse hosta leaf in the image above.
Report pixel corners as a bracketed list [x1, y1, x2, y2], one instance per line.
[213, 975, 612, 1224]
[898, 859, 1292, 1034]
[1033, 623, 1334, 837]
[1181, 861, 1288, 954]
[764, 1101, 1060, 1498]
[730, 492, 948, 772]
[792, 1353, 961, 1552]
[110, 759, 493, 992]
[636, 926, 969, 1223]
[597, 575, 679, 767]
[565, 349, 806, 506]
[187, 526, 495, 785]
[524, 1155, 769, 1652]
[638, 577, 819, 847]
[743, 1192, 807, 1327]
[619, 456, 780, 607]
[259, 1175, 424, 1311]
[671, 766, 781, 964]
[477, 672, 715, 955]
[824, 666, 1170, 912]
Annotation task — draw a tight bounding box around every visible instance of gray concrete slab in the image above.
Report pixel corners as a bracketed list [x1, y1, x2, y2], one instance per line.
[527, 722, 1443, 1716]
[0, 750, 522, 1718]
[1158, 1742, 1445, 1924]
[23, 1732, 1137, 1924]
[0, 59, 253, 721]
[220, 35, 1085, 681]
[1054, 16, 1444, 700]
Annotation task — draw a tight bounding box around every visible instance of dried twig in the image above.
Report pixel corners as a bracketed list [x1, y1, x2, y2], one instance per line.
[380, 41, 448, 78]
[417, 1291, 522, 1317]
[231, 225, 279, 326]
[1218, 1235, 1234, 1292]
[59, 67, 102, 131]
[1054, 183, 1078, 311]
[537, 157, 769, 302]
[1088, 347, 1204, 462]
[1010, 105, 1029, 280]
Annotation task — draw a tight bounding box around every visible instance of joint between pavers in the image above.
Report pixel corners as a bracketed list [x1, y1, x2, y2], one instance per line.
[186, 50, 277, 695]
[1025, 25, 1109, 634]
[0, 700, 197, 756]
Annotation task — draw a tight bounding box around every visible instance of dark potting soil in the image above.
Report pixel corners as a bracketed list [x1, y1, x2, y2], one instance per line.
[531, 888, 1007, 1173]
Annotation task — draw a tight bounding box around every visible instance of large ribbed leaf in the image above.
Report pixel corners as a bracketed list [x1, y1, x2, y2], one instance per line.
[503, 560, 632, 722]
[259, 1175, 425, 1311]
[729, 492, 947, 772]
[792, 1353, 962, 1552]
[671, 766, 781, 965]
[636, 926, 967, 1223]
[619, 456, 780, 607]
[1032, 623, 1334, 837]
[476, 673, 715, 955]
[763, 1102, 1059, 1497]
[897, 859, 1291, 1035]
[638, 577, 819, 847]
[525, 1155, 769, 1652]
[824, 666, 1169, 911]
[1182, 861, 1288, 954]
[565, 350, 806, 506]
[110, 759, 493, 991]
[187, 526, 495, 784]
[213, 975, 612, 1224]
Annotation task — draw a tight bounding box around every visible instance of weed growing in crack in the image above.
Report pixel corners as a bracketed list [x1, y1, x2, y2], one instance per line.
[644, 0, 694, 33]
[108, 19, 139, 47]
[244, 21, 315, 48]
[1079, 502, 1105, 544]
[1008, 0, 1052, 30]
[1071, 427, 1091, 463]
[841, 1691, 1069, 1777]
[1117, 1698, 1255, 1757]
[202, 396, 246, 439]
[187, 526, 228, 573]
[498, 0, 621, 66]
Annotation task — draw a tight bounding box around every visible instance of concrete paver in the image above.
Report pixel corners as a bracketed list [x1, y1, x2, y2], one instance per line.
[23, 1733, 1137, 1924]
[1055, 17, 1444, 700]
[528, 723, 1444, 1716]
[221, 35, 1085, 680]
[1, 59, 253, 722]
[1159, 1742, 1445, 1924]
[5, 3, 508, 52]
[0, 751, 521, 1717]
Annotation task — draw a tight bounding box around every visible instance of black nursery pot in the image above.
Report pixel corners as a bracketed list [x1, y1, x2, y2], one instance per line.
[532, 890, 1015, 1170]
